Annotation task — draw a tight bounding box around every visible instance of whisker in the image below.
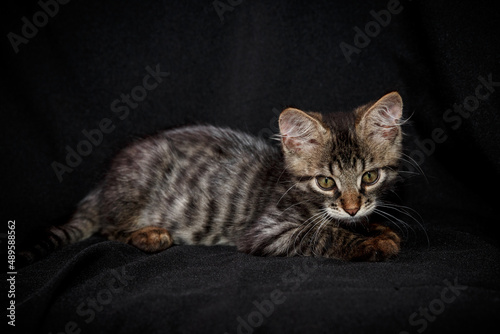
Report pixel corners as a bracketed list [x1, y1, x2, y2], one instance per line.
[399, 153, 428, 184]
[275, 166, 288, 185]
[298, 215, 325, 256]
[375, 201, 430, 247]
[373, 208, 411, 237]
[287, 211, 325, 256]
[276, 182, 299, 206]
[379, 202, 424, 223]
[279, 199, 313, 216]
[298, 211, 330, 256]
[311, 211, 334, 256]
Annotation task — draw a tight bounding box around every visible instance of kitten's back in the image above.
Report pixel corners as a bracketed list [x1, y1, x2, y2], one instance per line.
[100, 125, 282, 245]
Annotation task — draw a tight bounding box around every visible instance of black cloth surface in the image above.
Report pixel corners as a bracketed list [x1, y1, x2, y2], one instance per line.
[4, 0, 500, 333]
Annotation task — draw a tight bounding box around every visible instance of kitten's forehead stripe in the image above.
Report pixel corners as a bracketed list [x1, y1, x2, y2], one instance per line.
[332, 158, 343, 172]
[322, 111, 366, 172]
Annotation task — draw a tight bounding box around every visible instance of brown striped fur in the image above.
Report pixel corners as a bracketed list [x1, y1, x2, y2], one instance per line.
[22, 92, 404, 264]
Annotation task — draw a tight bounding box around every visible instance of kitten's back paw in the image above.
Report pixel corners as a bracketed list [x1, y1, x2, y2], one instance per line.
[128, 227, 173, 253]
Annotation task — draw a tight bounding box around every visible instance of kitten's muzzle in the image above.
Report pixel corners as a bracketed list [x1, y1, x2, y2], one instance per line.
[340, 192, 361, 217]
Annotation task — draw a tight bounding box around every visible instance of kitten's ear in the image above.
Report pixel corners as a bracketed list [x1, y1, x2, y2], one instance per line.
[356, 92, 403, 143]
[279, 108, 328, 155]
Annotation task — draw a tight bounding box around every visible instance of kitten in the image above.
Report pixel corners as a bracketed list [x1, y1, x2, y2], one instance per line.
[23, 92, 404, 263]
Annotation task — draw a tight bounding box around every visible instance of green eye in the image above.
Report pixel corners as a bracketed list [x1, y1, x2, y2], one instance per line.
[362, 170, 379, 185]
[316, 176, 336, 190]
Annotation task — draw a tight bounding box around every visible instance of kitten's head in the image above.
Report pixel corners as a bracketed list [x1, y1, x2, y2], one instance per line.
[279, 92, 403, 222]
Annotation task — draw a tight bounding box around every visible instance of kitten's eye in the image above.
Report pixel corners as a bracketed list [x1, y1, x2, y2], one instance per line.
[362, 170, 379, 185]
[316, 176, 336, 190]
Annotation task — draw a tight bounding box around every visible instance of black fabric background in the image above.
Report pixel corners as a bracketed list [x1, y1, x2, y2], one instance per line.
[3, 0, 500, 333]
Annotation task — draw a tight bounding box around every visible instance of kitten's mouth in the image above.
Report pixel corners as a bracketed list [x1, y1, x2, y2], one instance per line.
[325, 205, 375, 224]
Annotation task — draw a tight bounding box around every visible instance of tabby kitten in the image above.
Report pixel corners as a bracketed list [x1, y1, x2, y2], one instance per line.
[25, 92, 404, 263]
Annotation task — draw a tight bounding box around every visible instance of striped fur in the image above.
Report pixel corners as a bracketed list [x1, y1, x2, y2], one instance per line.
[22, 92, 404, 264]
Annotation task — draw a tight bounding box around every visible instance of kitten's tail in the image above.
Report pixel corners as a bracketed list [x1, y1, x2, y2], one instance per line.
[19, 186, 102, 266]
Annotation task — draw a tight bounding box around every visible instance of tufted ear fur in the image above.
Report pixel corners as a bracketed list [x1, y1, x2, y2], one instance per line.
[355, 91, 403, 145]
[279, 108, 328, 156]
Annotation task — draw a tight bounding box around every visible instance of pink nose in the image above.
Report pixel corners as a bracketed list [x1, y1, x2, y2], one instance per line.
[344, 207, 359, 216]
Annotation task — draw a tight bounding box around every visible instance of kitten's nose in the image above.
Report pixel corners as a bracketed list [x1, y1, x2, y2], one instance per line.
[344, 207, 359, 216]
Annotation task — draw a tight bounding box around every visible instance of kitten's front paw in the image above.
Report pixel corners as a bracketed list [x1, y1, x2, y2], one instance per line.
[128, 226, 173, 253]
[353, 225, 400, 261]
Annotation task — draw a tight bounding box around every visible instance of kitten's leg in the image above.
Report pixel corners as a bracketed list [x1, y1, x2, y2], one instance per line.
[309, 224, 400, 261]
[239, 221, 400, 261]
[126, 226, 174, 253]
